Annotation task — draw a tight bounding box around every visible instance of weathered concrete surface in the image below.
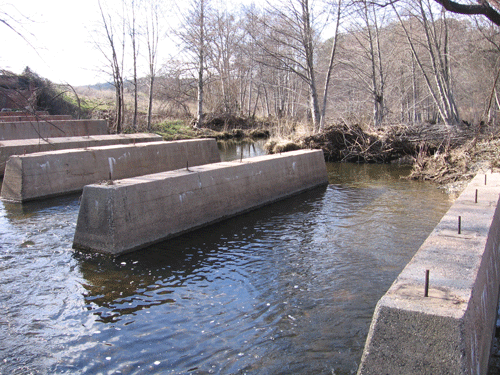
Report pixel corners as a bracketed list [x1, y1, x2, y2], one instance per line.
[0, 111, 49, 117]
[0, 133, 162, 175]
[73, 149, 328, 256]
[0, 115, 73, 122]
[0, 119, 107, 140]
[358, 172, 500, 375]
[1, 139, 220, 202]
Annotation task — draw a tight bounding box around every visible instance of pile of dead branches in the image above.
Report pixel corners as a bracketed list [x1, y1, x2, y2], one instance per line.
[407, 137, 500, 184]
[300, 122, 416, 163]
[202, 113, 270, 131]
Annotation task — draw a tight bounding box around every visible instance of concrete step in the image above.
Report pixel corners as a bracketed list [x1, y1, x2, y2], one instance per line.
[1, 138, 220, 202]
[0, 133, 162, 176]
[72, 149, 328, 256]
[0, 119, 107, 140]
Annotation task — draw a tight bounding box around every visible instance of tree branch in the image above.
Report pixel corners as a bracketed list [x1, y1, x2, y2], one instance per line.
[433, 0, 500, 26]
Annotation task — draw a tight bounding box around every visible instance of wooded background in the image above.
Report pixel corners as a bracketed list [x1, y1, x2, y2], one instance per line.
[56, 0, 500, 133]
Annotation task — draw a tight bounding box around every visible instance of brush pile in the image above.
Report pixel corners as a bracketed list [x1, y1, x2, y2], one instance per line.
[300, 122, 416, 163]
[299, 121, 481, 163]
[298, 120, 500, 189]
[407, 137, 500, 185]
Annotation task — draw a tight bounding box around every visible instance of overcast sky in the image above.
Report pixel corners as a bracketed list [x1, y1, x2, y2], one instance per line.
[1, 0, 114, 86]
[2, 0, 334, 87]
[1, 0, 244, 86]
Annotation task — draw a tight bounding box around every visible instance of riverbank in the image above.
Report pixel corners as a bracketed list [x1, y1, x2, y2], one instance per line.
[151, 117, 500, 196]
[407, 136, 500, 194]
[269, 121, 500, 195]
[150, 115, 270, 141]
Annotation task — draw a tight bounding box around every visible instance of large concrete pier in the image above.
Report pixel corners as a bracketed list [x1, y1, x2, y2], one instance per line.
[358, 172, 500, 375]
[1, 139, 220, 202]
[73, 149, 328, 256]
[0, 119, 107, 140]
[0, 133, 163, 176]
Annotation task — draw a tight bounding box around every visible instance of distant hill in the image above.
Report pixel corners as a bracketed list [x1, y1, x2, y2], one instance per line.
[84, 82, 115, 91]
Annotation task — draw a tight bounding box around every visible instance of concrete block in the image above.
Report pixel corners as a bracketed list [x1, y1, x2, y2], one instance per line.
[358, 172, 500, 375]
[1, 138, 220, 202]
[0, 133, 162, 175]
[0, 119, 107, 140]
[0, 111, 49, 117]
[73, 149, 328, 256]
[0, 115, 73, 122]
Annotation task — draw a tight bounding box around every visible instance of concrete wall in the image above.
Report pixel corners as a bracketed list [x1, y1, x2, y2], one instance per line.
[0, 115, 73, 122]
[0, 133, 162, 176]
[73, 149, 328, 256]
[0, 119, 107, 140]
[0, 111, 49, 117]
[1, 138, 220, 202]
[358, 172, 500, 375]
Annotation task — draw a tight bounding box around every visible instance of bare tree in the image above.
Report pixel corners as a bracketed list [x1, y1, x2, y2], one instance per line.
[319, 0, 342, 131]
[96, 0, 126, 133]
[128, 0, 139, 130]
[177, 0, 211, 127]
[393, 0, 460, 125]
[250, 0, 322, 128]
[209, 8, 245, 114]
[145, 0, 161, 130]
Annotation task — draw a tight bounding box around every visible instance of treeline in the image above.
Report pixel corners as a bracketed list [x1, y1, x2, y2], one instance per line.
[95, 0, 500, 134]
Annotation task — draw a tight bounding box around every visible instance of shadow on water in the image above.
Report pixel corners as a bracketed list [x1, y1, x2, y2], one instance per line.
[76, 186, 328, 317]
[1, 192, 81, 217]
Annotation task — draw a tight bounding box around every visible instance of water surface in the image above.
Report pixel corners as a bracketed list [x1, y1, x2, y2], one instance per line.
[0, 147, 452, 374]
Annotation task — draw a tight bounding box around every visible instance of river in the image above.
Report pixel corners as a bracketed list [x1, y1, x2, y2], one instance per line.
[0, 141, 454, 374]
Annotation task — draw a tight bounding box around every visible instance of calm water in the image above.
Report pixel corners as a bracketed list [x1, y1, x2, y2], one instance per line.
[0, 143, 453, 374]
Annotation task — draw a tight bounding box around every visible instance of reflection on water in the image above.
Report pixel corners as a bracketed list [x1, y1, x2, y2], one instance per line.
[0, 148, 453, 374]
[218, 140, 267, 161]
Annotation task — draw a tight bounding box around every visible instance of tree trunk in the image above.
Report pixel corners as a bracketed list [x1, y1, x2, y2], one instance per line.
[196, 0, 205, 128]
[319, 0, 342, 132]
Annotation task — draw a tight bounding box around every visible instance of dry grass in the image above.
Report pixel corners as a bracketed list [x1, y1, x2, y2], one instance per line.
[408, 136, 500, 186]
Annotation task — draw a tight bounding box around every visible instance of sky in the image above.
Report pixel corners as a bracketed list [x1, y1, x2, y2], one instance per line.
[1, 0, 113, 86]
[1, 0, 265, 87]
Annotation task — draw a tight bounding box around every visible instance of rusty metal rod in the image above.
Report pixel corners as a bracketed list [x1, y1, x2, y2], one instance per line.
[424, 270, 430, 297]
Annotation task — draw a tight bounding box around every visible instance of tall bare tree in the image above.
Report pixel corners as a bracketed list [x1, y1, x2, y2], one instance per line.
[145, 0, 161, 130]
[96, 0, 126, 133]
[393, 0, 460, 125]
[319, 0, 342, 131]
[250, 0, 322, 128]
[128, 0, 139, 130]
[177, 0, 211, 127]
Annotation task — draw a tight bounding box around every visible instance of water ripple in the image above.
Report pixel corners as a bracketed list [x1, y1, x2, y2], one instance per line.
[0, 164, 452, 375]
